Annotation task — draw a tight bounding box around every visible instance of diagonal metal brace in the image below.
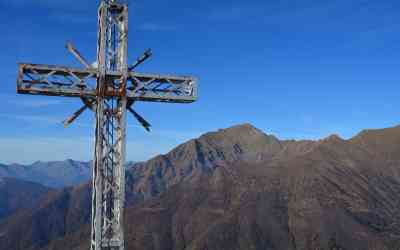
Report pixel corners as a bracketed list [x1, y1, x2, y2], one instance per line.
[127, 105, 151, 132]
[128, 48, 152, 71]
[63, 99, 95, 128]
[66, 41, 93, 69]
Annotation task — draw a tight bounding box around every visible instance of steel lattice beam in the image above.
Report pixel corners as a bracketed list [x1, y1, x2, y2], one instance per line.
[17, 63, 197, 103]
[16, 1, 198, 250]
[91, 2, 127, 249]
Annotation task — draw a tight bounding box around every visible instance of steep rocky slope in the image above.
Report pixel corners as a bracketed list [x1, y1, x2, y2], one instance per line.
[128, 124, 315, 201]
[1, 124, 400, 250]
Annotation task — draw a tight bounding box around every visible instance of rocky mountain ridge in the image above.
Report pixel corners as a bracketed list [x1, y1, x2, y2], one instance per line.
[1, 124, 400, 250]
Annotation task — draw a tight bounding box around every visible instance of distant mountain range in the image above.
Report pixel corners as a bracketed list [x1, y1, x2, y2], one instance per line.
[1, 124, 400, 250]
[0, 160, 137, 188]
[0, 160, 92, 188]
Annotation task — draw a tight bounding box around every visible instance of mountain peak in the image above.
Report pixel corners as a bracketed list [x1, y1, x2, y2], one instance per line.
[322, 134, 344, 143]
[198, 123, 277, 145]
[211, 123, 266, 137]
[228, 123, 259, 130]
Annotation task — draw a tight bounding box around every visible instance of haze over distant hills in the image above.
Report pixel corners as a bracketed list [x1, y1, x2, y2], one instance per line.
[0, 160, 91, 188]
[1, 123, 400, 250]
[0, 160, 138, 188]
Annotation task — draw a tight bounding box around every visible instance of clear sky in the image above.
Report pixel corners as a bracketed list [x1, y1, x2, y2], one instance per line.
[0, 0, 399, 164]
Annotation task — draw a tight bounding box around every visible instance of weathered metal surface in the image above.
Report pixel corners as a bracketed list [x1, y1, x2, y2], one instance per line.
[17, 63, 97, 97]
[16, 1, 198, 250]
[91, 2, 127, 249]
[128, 48, 152, 71]
[127, 72, 197, 103]
[127, 106, 151, 131]
[63, 104, 90, 128]
[17, 63, 197, 103]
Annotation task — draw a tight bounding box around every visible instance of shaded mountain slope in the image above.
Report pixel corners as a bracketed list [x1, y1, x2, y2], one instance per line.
[2, 124, 400, 250]
[44, 162, 293, 250]
[0, 181, 92, 250]
[0, 178, 51, 220]
[281, 135, 400, 250]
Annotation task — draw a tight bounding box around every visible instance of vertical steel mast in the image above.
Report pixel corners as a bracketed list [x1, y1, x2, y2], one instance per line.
[92, 1, 127, 249]
[16, 0, 198, 249]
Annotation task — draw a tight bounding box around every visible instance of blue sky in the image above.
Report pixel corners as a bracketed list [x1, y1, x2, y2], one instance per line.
[0, 0, 400, 164]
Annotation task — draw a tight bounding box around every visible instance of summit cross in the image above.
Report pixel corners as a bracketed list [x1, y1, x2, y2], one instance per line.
[16, 1, 198, 249]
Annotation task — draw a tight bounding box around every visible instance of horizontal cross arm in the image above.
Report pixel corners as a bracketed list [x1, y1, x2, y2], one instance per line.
[17, 63, 97, 97]
[17, 63, 198, 103]
[127, 72, 198, 103]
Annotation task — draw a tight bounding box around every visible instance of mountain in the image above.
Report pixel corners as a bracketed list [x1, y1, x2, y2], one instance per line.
[127, 123, 315, 201]
[0, 160, 91, 188]
[0, 178, 51, 220]
[0, 160, 137, 188]
[1, 124, 400, 250]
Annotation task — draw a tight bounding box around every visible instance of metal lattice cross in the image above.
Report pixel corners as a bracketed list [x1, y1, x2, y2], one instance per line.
[16, 1, 198, 250]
